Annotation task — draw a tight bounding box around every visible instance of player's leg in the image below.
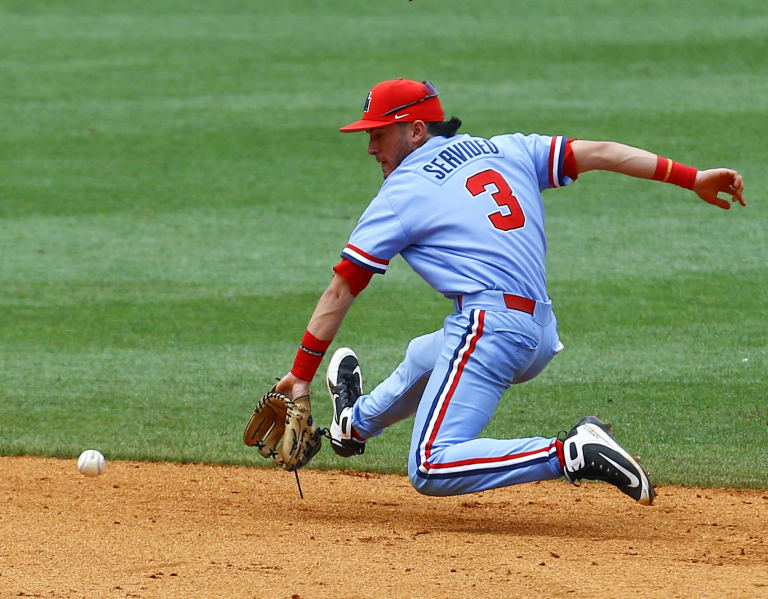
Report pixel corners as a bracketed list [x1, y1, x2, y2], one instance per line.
[355, 329, 445, 436]
[408, 309, 564, 496]
[327, 329, 443, 456]
[404, 309, 654, 503]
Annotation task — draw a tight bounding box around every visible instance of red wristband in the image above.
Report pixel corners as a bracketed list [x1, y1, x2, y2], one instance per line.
[291, 330, 332, 382]
[652, 155, 698, 190]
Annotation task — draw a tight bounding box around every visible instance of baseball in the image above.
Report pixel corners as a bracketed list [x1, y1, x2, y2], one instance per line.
[77, 450, 106, 477]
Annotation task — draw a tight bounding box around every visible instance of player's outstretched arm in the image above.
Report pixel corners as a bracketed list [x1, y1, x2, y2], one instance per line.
[303, 272, 357, 340]
[275, 273, 356, 399]
[570, 140, 746, 209]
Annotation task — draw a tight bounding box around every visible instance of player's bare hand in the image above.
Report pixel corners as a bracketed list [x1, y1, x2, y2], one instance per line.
[275, 371, 311, 399]
[693, 168, 746, 210]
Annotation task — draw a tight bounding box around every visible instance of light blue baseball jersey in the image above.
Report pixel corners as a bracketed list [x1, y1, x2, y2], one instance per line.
[340, 133, 574, 302]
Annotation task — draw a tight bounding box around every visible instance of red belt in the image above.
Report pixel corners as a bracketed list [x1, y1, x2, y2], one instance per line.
[457, 293, 536, 314]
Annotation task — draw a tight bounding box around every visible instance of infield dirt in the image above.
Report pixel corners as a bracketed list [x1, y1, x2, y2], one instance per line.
[1, 456, 767, 598]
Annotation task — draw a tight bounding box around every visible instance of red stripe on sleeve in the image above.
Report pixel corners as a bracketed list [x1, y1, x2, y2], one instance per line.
[345, 244, 389, 266]
[547, 137, 557, 187]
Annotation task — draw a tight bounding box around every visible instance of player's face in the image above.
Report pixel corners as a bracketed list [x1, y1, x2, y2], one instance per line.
[367, 124, 417, 179]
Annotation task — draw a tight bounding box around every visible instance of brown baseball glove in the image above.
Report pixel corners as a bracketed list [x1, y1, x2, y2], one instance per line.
[243, 387, 323, 471]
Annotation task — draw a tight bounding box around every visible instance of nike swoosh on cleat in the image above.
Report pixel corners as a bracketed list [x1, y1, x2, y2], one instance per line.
[599, 452, 640, 488]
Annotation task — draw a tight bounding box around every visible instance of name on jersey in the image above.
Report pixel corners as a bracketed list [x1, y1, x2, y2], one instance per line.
[421, 138, 502, 182]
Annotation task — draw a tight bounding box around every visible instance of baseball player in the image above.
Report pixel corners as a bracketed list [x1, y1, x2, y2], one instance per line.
[275, 78, 746, 505]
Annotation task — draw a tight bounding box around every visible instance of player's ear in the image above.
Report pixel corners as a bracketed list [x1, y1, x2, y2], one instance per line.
[411, 120, 428, 143]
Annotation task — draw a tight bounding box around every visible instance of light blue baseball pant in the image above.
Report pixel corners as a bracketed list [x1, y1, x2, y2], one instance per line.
[351, 291, 565, 496]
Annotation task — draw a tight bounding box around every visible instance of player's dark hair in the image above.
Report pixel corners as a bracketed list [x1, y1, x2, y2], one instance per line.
[427, 117, 462, 138]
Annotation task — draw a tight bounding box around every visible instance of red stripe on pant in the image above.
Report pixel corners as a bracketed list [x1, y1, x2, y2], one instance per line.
[425, 443, 555, 471]
[423, 310, 485, 464]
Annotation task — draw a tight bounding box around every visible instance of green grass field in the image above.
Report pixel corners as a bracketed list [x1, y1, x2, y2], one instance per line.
[1, 0, 766, 488]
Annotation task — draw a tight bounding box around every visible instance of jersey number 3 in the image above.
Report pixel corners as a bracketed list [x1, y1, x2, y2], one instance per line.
[465, 169, 525, 231]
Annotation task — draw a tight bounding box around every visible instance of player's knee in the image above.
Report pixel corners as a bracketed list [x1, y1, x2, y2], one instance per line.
[408, 463, 449, 497]
[403, 331, 441, 372]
